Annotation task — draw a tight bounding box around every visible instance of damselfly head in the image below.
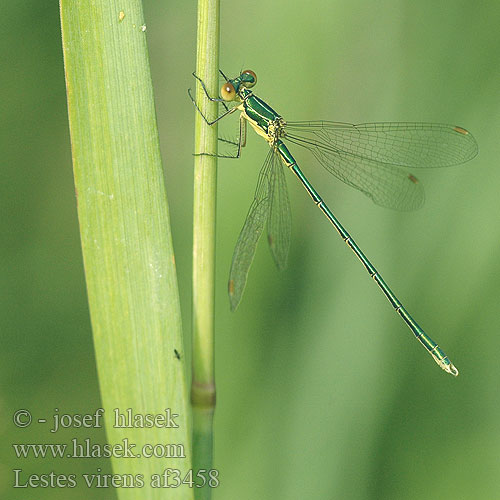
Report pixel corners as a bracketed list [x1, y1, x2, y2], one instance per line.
[221, 82, 237, 101]
[240, 69, 257, 88]
[221, 70, 257, 101]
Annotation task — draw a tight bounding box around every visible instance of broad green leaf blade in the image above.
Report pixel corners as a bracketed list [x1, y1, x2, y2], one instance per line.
[60, 2, 193, 499]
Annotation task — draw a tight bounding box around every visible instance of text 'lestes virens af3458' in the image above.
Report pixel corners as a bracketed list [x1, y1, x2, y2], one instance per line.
[189, 69, 478, 376]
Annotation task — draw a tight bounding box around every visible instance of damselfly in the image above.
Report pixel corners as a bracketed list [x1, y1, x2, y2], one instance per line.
[189, 70, 478, 376]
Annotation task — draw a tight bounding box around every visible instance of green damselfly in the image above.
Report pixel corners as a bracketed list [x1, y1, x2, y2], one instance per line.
[189, 69, 478, 376]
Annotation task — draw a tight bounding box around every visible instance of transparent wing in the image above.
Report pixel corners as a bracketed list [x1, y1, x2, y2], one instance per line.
[267, 152, 291, 271]
[285, 133, 424, 210]
[284, 122, 478, 210]
[228, 149, 275, 311]
[285, 122, 478, 167]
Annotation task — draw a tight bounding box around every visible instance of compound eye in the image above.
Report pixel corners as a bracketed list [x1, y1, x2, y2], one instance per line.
[241, 69, 257, 88]
[221, 82, 236, 101]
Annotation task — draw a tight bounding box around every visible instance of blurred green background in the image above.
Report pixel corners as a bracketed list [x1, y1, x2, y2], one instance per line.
[2, 1, 500, 499]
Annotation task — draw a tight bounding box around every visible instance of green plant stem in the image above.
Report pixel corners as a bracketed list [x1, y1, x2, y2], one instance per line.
[191, 0, 220, 492]
[60, 2, 192, 499]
